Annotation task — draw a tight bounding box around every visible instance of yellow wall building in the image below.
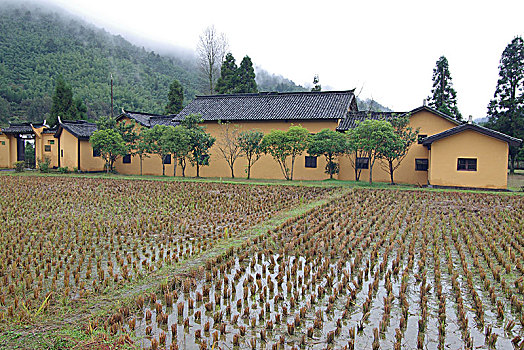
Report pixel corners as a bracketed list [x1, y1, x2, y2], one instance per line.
[0, 91, 520, 189]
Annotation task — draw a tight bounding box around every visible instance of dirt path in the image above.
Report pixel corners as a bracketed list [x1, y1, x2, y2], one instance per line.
[0, 188, 349, 349]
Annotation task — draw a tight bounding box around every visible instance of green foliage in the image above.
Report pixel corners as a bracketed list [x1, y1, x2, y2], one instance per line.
[38, 157, 51, 173]
[140, 125, 173, 176]
[0, 4, 202, 126]
[215, 54, 257, 94]
[237, 56, 258, 93]
[163, 125, 191, 176]
[261, 126, 310, 180]
[308, 129, 347, 178]
[89, 128, 127, 172]
[182, 115, 215, 177]
[378, 115, 419, 184]
[57, 166, 70, 174]
[311, 75, 321, 92]
[215, 53, 238, 94]
[13, 161, 24, 172]
[350, 119, 398, 183]
[165, 80, 184, 115]
[487, 36, 524, 174]
[49, 76, 86, 126]
[238, 129, 264, 179]
[428, 56, 462, 121]
[24, 142, 35, 168]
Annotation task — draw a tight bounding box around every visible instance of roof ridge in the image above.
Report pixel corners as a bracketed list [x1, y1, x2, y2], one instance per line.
[195, 90, 356, 99]
[125, 110, 169, 117]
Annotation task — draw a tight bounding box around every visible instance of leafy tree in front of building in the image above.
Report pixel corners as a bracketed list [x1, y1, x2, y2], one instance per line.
[261, 126, 310, 180]
[428, 56, 462, 121]
[165, 80, 184, 115]
[90, 128, 127, 173]
[163, 125, 191, 177]
[308, 129, 347, 179]
[378, 115, 419, 184]
[140, 125, 173, 176]
[487, 36, 524, 174]
[238, 129, 264, 179]
[181, 114, 216, 177]
[49, 76, 87, 126]
[349, 119, 399, 184]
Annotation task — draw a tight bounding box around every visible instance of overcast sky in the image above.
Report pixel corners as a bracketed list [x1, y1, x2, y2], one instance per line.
[46, 0, 523, 118]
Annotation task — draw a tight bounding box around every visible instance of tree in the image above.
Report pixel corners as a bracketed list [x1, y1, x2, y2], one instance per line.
[140, 125, 173, 176]
[350, 119, 398, 183]
[216, 121, 242, 178]
[378, 115, 419, 184]
[215, 53, 238, 94]
[90, 129, 127, 173]
[236, 56, 257, 93]
[311, 75, 321, 92]
[428, 56, 462, 121]
[49, 76, 77, 126]
[261, 126, 310, 180]
[345, 128, 368, 182]
[238, 129, 264, 179]
[197, 25, 228, 94]
[135, 128, 151, 176]
[308, 129, 347, 179]
[487, 36, 524, 174]
[163, 125, 191, 177]
[165, 80, 184, 114]
[181, 114, 216, 177]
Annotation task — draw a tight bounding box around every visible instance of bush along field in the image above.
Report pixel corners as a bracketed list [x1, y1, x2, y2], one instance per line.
[90, 188, 524, 350]
[0, 176, 331, 330]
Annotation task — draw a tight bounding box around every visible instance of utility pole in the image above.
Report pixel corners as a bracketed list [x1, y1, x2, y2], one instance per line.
[110, 73, 114, 118]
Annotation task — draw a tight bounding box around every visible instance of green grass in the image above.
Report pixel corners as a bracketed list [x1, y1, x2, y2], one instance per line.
[2, 169, 523, 195]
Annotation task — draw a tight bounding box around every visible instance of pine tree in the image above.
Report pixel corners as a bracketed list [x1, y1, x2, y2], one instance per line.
[165, 80, 184, 114]
[49, 76, 79, 126]
[215, 53, 238, 94]
[487, 36, 524, 174]
[236, 56, 257, 93]
[311, 75, 321, 92]
[428, 56, 462, 121]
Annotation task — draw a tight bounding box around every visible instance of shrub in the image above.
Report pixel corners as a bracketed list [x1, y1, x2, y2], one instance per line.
[38, 158, 51, 173]
[14, 161, 24, 172]
[58, 166, 70, 174]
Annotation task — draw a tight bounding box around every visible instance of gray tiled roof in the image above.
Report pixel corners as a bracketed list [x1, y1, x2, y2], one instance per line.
[175, 91, 356, 122]
[336, 111, 400, 131]
[119, 111, 178, 128]
[422, 123, 522, 147]
[2, 122, 46, 134]
[56, 120, 98, 139]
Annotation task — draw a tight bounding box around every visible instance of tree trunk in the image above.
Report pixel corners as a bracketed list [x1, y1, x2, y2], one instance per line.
[247, 156, 252, 179]
[328, 155, 333, 179]
[173, 158, 177, 177]
[369, 163, 373, 184]
[389, 160, 395, 184]
[290, 156, 295, 181]
[162, 163, 165, 176]
[230, 165, 234, 178]
[510, 153, 516, 174]
[196, 163, 200, 177]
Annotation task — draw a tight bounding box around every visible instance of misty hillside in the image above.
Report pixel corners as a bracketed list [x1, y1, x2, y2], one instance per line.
[0, 3, 309, 126]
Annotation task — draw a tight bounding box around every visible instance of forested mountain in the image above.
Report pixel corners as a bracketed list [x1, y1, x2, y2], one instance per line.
[0, 3, 208, 125]
[0, 3, 390, 126]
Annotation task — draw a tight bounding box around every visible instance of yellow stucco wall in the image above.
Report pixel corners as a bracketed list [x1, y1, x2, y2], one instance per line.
[338, 110, 459, 184]
[41, 134, 59, 168]
[58, 128, 78, 170]
[428, 130, 508, 189]
[79, 139, 106, 172]
[0, 134, 11, 168]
